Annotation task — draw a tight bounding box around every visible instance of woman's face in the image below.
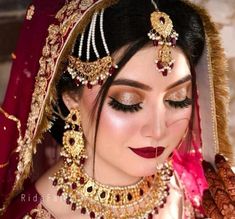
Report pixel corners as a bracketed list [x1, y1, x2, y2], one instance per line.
[70, 45, 192, 180]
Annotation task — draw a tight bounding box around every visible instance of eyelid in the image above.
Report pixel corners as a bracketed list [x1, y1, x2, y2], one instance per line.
[165, 86, 191, 101]
[108, 97, 143, 113]
[109, 91, 143, 105]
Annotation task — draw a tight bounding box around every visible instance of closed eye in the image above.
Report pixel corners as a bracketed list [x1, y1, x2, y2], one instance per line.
[165, 97, 192, 109]
[108, 97, 143, 113]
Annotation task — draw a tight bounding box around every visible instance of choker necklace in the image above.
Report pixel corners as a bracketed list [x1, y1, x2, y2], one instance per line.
[50, 162, 173, 219]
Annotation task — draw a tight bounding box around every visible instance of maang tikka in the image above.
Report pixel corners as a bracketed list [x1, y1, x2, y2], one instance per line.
[148, 0, 179, 76]
[67, 9, 118, 89]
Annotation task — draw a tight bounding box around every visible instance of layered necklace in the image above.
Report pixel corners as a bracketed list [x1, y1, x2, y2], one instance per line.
[50, 161, 173, 219]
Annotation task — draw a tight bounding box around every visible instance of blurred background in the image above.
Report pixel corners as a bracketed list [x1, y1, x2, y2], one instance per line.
[0, 0, 234, 148]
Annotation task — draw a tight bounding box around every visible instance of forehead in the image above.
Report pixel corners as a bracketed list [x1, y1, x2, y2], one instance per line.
[114, 45, 191, 90]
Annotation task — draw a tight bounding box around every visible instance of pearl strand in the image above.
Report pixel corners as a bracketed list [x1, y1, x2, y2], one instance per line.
[151, 0, 158, 10]
[78, 31, 85, 58]
[91, 12, 100, 59]
[100, 9, 110, 56]
[86, 13, 94, 61]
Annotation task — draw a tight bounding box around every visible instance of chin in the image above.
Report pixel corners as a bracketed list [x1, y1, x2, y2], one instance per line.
[127, 161, 157, 177]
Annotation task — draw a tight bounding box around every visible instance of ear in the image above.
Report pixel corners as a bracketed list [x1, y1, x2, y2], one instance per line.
[62, 91, 80, 111]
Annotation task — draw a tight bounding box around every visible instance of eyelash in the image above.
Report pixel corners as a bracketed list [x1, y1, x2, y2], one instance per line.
[108, 97, 143, 113]
[108, 96, 192, 113]
[165, 97, 192, 109]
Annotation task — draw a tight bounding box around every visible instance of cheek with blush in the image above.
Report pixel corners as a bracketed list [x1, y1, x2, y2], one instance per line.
[165, 107, 192, 152]
[97, 104, 140, 151]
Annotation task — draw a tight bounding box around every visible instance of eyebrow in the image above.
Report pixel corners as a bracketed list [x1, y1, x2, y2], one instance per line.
[166, 74, 192, 90]
[112, 79, 152, 91]
[112, 74, 192, 91]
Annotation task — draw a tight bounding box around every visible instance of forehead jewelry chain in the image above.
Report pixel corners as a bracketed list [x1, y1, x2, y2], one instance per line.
[148, 0, 179, 76]
[67, 9, 118, 89]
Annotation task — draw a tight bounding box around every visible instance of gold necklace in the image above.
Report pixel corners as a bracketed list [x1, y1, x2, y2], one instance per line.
[50, 162, 173, 219]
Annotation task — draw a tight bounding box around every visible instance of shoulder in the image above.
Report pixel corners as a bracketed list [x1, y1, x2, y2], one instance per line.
[35, 159, 62, 198]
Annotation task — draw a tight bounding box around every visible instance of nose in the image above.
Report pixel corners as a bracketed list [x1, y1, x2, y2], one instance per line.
[140, 104, 167, 141]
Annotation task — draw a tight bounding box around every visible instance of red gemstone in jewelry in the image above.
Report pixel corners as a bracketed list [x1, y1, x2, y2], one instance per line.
[170, 63, 174, 69]
[115, 194, 120, 202]
[67, 161, 73, 166]
[148, 213, 153, 219]
[80, 157, 86, 165]
[69, 138, 75, 146]
[64, 178, 69, 183]
[98, 79, 103, 85]
[71, 203, 77, 211]
[87, 186, 93, 193]
[159, 16, 165, 24]
[87, 83, 93, 89]
[52, 179, 58, 186]
[72, 114, 77, 121]
[75, 78, 81, 86]
[109, 66, 116, 75]
[169, 169, 173, 176]
[57, 188, 63, 196]
[156, 61, 164, 70]
[171, 37, 176, 46]
[81, 207, 86, 214]
[162, 69, 168, 76]
[127, 193, 132, 201]
[154, 207, 159, 214]
[139, 188, 144, 196]
[90, 211, 95, 218]
[100, 191, 106, 199]
[153, 40, 158, 46]
[79, 177, 85, 184]
[72, 182, 77, 190]
[66, 197, 71, 205]
[147, 181, 151, 188]
[163, 197, 167, 203]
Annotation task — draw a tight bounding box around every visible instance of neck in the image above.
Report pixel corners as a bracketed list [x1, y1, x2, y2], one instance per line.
[83, 152, 141, 187]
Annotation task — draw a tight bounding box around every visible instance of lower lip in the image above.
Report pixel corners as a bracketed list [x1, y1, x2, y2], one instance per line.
[130, 147, 165, 159]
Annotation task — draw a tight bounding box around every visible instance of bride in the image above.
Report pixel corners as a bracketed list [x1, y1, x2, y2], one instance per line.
[0, 0, 234, 218]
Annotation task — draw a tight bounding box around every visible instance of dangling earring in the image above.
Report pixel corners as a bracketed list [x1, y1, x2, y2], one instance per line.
[61, 108, 87, 167]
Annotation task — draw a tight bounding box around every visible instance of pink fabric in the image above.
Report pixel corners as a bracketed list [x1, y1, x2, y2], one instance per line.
[173, 97, 208, 213]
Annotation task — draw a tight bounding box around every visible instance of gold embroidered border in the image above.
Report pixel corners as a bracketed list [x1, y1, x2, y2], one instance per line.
[0, 161, 9, 169]
[0, 107, 23, 158]
[26, 5, 35, 21]
[23, 203, 54, 219]
[184, 1, 234, 165]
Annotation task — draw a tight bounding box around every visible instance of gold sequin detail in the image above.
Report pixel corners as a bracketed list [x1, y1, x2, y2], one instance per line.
[23, 203, 54, 219]
[26, 5, 35, 21]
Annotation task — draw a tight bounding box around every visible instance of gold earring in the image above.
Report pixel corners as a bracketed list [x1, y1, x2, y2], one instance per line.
[61, 108, 87, 166]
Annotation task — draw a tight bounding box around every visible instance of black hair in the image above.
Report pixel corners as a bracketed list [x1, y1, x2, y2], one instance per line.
[51, 0, 205, 174]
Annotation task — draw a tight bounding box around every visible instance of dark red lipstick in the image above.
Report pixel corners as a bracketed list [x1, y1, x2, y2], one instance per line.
[129, 146, 165, 159]
[156, 146, 165, 157]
